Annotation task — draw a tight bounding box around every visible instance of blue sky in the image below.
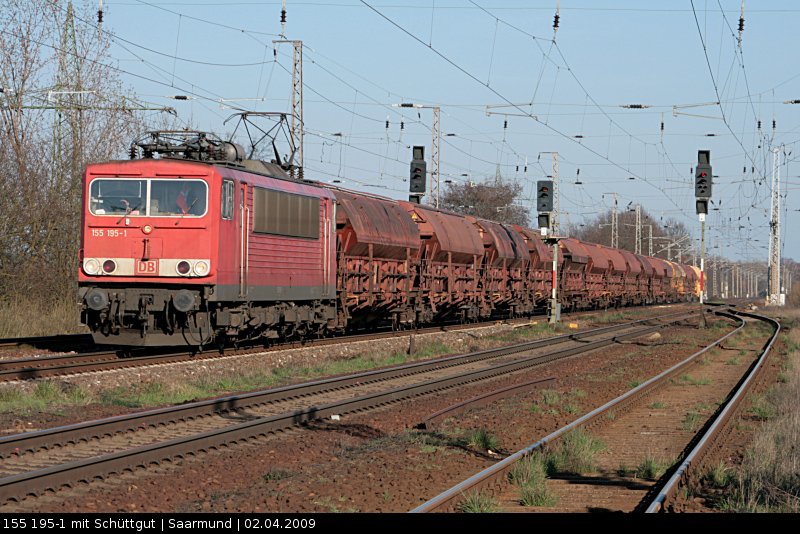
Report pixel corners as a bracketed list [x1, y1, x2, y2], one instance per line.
[95, 1, 799, 263]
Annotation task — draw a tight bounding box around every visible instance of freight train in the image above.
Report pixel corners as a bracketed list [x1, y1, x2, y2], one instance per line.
[77, 131, 701, 346]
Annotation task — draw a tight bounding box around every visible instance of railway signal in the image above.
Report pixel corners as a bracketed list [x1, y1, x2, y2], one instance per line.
[695, 150, 712, 215]
[537, 180, 553, 230]
[536, 179, 560, 323]
[409, 145, 427, 203]
[694, 150, 712, 305]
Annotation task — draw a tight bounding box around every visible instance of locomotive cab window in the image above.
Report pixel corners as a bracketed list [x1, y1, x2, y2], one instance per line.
[89, 179, 147, 215]
[221, 180, 234, 220]
[88, 178, 208, 217]
[253, 187, 319, 239]
[150, 180, 207, 216]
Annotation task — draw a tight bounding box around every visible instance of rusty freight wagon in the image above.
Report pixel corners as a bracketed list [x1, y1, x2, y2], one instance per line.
[78, 130, 701, 347]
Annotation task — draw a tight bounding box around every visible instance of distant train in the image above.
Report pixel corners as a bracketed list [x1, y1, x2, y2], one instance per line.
[77, 131, 701, 346]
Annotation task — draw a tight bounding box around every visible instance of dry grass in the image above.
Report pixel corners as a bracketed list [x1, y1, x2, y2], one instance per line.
[510, 453, 558, 507]
[0, 297, 85, 338]
[0, 381, 93, 415]
[635, 455, 669, 481]
[722, 320, 800, 512]
[0, 337, 470, 413]
[543, 429, 605, 475]
[457, 490, 499, 513]
[464, 428, 500, 452]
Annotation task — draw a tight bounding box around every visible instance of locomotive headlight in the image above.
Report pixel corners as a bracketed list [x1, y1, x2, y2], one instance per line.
[84, 259, 101, 275]
[176, 260, 192, 276]
[193, 260, 210, 276]
[102, 259, 117, 274]
[142, 224, 153, 235]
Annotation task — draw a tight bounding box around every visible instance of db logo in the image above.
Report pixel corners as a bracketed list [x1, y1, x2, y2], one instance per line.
[136, 260, 159, 275]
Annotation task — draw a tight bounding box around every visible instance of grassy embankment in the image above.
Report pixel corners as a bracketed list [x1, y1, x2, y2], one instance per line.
[0, 322, 564, 414]
[710, 308, 800, 512]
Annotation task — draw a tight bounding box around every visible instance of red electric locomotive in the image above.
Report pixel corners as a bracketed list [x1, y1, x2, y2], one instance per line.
[79, 131, 337, 346]
[78, 130, 700, 347]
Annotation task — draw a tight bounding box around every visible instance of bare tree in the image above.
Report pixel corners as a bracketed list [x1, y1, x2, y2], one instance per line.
[0, 0, 148, 307]
[440, 178, 530, 226]
[0, 1, 57, 301]
[569, 207, 694, 259]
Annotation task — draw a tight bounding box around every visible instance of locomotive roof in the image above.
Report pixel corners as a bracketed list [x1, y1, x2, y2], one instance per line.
[88, 157, 292, 181]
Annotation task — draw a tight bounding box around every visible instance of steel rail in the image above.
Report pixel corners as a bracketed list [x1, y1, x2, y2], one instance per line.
[644, 310, 781, 513]
[0, 314, 583, 381]
[0, 321, 509, 381]
[410, 309, 742, 513]
[0, 308, 696, 384]
[0, 312, 700, 502]
[0, 309, 696, 459]
[0, 305, 698, 382]
[0, 351, 129, 380]
[0, 310, 580, 349]
[418, 377, 557, 430]
[0, 303, 691, 355]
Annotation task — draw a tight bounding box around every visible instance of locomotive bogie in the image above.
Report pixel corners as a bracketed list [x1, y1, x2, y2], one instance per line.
[79, 285, 208, 346]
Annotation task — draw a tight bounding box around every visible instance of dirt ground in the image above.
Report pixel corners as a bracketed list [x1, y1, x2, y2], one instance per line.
[3, 311, 746, 513]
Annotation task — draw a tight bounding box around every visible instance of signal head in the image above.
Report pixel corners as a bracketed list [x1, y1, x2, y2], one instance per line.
[695, 150, 712, 199]
[537, 180, 554, 212]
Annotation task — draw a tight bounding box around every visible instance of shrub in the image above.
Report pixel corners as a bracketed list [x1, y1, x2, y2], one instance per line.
[705, 461, 731, 488]
[465, 428, 499, 452]
[544, 429, 605, 475]
[510, 453, 558, 507]
[457, 491, 498, 513]
[635, 456, 667, 480]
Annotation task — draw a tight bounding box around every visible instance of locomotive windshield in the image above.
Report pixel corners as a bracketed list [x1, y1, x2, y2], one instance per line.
[89, 179, 208, 217]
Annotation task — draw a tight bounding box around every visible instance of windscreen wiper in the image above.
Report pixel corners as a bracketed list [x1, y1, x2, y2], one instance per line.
[116, 203, 141, 225]
[175, 198, 199, 225]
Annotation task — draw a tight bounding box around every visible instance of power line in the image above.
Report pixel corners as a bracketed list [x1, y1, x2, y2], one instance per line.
[689, 0, 760, 171]
[131, 0, 280, 39]
[0, 26, 237, 116]
[359, 0, 646, 181]
[372, 0, 698, 225]
[469, 0, 699, 196]
[107, 3, 800, 13]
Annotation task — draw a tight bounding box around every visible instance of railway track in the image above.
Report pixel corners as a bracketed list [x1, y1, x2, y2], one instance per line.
[645, 310, 781, 513]
[0, 309, 702, 505]
[0, 305, 693, 382]
[0, 307, 619, 352]
[411, 308, 778, 513]
[0, 321, 513, 382]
